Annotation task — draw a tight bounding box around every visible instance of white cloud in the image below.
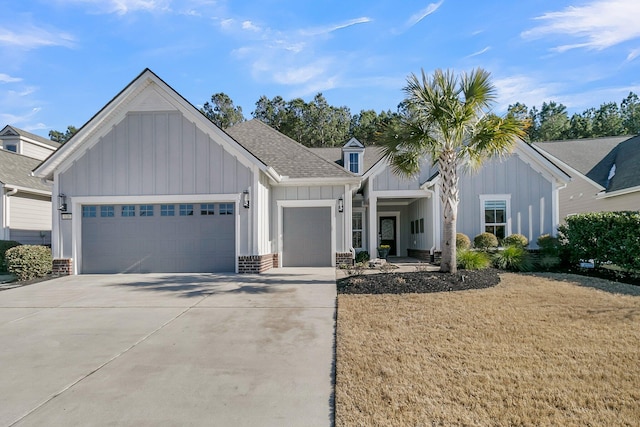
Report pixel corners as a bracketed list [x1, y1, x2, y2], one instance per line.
[626, 48, 640, 62]
[493, 75, 559, 112]
[406, 1, 444, 28]
[522, 0, 640, 52]
[0, 25, 75, 49]
[466, 46, 490, 58]
[0, 74, 22, 84]
[242, 20, 261, 32]
[300, 17, 372, 36]
[57, 0, 171, 15]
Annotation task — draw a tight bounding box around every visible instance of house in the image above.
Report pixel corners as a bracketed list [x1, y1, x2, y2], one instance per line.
[33, 69, 569, 275]
[0, 126, 59, 244]
[533, 136, 640, 219]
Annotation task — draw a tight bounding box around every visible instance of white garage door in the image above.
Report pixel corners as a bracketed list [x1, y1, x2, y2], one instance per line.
[282, 207, 332, 267]
[81, 203, 235, 273]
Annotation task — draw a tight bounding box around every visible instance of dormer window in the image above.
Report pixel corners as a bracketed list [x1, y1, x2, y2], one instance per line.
[349, 152, 360, 174]
[342, 137, 365, 175]
[4, 144, 17, 152]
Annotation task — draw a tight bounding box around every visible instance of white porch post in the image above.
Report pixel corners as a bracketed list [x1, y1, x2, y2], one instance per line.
[368, 194, 377, 257]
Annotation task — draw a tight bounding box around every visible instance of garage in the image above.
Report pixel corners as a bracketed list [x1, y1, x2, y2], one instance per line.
[282, 207, 332, 267]
[81, 203, 235, 273]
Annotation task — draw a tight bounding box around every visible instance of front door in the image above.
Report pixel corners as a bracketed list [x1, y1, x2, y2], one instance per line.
[379, 216, 397, 256]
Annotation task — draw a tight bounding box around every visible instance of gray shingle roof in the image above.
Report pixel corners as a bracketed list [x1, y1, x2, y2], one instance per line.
[0, 125, 61, 149]
[0, 149, 52, 192]
[226, 119, 355, 179]
[533, 135, 640, 191]
[310, 146, 387, 174]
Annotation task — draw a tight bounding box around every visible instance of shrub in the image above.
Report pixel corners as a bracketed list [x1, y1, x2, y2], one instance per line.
[355, 251, 370, 263]
[492, 245, 533, 272]
[474, 232, 498, 250]
[502, 233, 528, 248]
[0, 240, 21, 272]
[457, 249, 491, 270]
[535, 234, 562, 270]
[5, 245, 52, 281]
[456, 233, 471, 250]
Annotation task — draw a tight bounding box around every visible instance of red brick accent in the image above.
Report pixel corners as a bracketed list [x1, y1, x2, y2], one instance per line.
[335, 252, 353, 266]
[272, 253, 279, 268]
[407, 249, 440, 263]
[238, 255, 275, 274]
[52, 258, 73, 275]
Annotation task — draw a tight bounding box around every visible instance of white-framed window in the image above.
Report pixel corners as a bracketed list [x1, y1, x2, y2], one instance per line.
[201, 203, 215, 216]
[82, 205, 97, 218]
[480, 195, 511, 239]
[352, 210, 364, 249]
[179, 204, 193, 216]
[219, 203, 234, 215]
[140, 205, 154, 217]
[100, 205, 115, 217]
[160, 205, 175, 216]
[4, 144, 17, 152]
[121, 205, 135, 217]
[349, 152, 360, 174]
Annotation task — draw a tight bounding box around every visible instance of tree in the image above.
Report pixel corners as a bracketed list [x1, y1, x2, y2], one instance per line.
[507, 103, 532, 141]
[566, 108, 595, 139]
[621, 92, 640, 135]
[532, 101, 569, 141]
[380, 68, 526, 273]
[49, 125, 78, 144]
[592, 102, 623, 137]
[201, 93, 245, 129]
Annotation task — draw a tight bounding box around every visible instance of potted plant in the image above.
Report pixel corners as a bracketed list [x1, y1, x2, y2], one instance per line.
[377, 244, 390, 260]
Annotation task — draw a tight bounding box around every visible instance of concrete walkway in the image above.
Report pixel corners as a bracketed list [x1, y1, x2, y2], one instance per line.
[0, 268, 336, 427]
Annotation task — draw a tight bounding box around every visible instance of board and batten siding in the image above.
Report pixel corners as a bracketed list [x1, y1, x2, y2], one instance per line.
[406, 197, 435, 251]
[257, 172, 271, 255]
[372, 160, 437, 192]
[457, 154, 553, 244]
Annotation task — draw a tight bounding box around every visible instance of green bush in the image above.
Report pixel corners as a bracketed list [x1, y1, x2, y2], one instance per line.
[355, 251, 370, 263]
[558, 211, 640, 272]
[456, 233, 471, 250]
[0, 240, 21, 272]
[492, 245, 533, 272]
[534, 234, 562, 270]
[502, 233, 528, 248]
[5, 245, 52, 281]
[457, 249, 491, 270]
[473, 232, 498, 250]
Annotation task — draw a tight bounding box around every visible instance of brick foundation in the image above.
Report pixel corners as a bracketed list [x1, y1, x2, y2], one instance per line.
[335, 252, 353, 266]
[272, 253, 279, 268]
[407, 249, 441, 263]
[52, 258, 73, 275]
[238, 254, 275, 274]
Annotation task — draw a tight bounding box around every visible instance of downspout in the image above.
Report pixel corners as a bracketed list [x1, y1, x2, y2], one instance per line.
[3, 186, 18, 241]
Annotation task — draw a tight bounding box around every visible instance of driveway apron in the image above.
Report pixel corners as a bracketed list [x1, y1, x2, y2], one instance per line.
[0, 268, 336, 427]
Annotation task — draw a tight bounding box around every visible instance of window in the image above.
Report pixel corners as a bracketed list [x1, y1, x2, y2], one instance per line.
[411, 221, 415, 234]
[140, 205, 154, 217]
[179, 204, 194, 216]
[160, 205, 175, 216]
[420, 218, 424, 234]
[4, 144, 17, 152]
[201, 203, 215, 215]
[121, 205, 135, 217]
[352, 211, 363, 248]
[100, 206, 115, 217]
[82, 205, 97, 218]
[349, 152, 359, 174]
[219, 203, 234, 215]
[483, 199, 508, 239]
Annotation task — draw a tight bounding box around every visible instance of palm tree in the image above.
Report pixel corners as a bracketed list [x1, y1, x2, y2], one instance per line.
[381, 68, 526, 273]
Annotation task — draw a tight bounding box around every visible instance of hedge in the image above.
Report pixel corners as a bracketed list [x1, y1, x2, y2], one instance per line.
[5, 245, 52, 281]
[558, 211, 640, 272]
[0, 240, 21, 272]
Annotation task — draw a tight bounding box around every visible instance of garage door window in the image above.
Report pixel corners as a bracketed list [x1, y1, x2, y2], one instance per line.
[220, 203, 234, 215]
[100, 206, 115, 217]
[179, 204, 194, 216]
[140, 205, 154, 217]
[160, 205, 175, 216]
[82, 206, 97, 217]
[122, 205, 135, 217]
[201, 204, 215, 215]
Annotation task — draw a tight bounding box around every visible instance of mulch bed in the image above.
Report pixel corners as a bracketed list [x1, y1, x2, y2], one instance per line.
[337, 268, 501, 295]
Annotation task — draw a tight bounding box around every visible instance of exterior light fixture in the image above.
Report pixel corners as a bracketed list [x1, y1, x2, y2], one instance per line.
[338, 197, 344, 213]
[243, 190, 250, 209]
[58, 194, 68, 212]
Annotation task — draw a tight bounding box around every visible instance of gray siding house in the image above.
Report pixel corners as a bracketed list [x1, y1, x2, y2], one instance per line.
[34, 69, 569, 274]
[0, 126, 59, 244]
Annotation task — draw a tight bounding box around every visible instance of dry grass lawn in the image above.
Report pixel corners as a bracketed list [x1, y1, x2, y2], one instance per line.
[336, 273, 640, 426]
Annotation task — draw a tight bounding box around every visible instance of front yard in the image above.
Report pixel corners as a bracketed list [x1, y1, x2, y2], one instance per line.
[335, 273, 640, 426]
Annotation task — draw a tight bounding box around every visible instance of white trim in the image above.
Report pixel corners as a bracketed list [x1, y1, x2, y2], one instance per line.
[274, 177, 360, 186]
[71, 193, 241, 275]
[479, 194, 512, 238]
[0, 184, 51, 197]
[377, 211, 401, 256]
[276, 199, 337, 267]
[372, 189, 433, 198]
[351, 208, 366, 251]
[596, 184, 640, 198]
[514, 140, 571, 184]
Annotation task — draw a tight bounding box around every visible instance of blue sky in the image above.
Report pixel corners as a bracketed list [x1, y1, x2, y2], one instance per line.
[2, 0, 640, 137]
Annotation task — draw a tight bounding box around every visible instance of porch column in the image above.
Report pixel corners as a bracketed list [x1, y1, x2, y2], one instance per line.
[368, 194, 377, 257]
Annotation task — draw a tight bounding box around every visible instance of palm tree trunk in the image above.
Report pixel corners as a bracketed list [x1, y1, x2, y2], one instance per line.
[439, 150, 459, 273]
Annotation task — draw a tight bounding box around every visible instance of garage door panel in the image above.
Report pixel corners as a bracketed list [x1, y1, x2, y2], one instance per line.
[283, 207, 331, 267]
[82, 203, 236, 273]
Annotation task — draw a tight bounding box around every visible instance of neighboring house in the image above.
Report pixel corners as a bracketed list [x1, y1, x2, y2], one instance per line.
[0, 125, 59, 244]
[33, 69, 570, 275]
[533, 136, 640, 219]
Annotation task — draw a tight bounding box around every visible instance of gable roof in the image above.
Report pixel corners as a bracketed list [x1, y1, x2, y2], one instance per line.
[0, 149, 51, 193]
[226, 119, 356, 180]
[0, 125, 60, 149]
[533, 135, 639, 192]
[310, 145, 386, 175]
[33, 69, 270, 181]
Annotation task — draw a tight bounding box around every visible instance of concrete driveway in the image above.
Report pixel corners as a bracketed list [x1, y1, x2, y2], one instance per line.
[0, 268, 337, 427]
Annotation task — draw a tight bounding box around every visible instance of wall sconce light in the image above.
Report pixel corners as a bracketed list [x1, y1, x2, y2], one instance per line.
[338, 197, 344, 213]
[243, 190, 250, 209]
[58, 194, 68, 212]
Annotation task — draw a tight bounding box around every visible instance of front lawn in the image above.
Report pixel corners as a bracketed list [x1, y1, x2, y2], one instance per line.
[335, 273, 640, 426]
